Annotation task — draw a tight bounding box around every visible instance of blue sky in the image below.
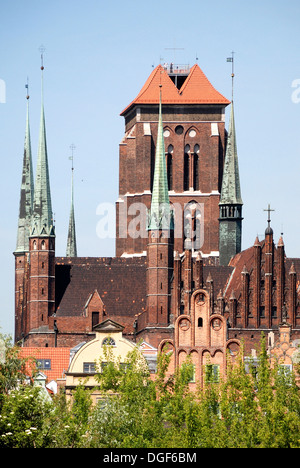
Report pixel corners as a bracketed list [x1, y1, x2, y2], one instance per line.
[1, 0, 300, 336]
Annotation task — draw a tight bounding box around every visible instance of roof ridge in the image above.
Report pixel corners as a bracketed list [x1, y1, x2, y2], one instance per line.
[120, 63, 230, 115]
[136, 65, 180, 101]
[178, 63, 197, 94]
[180, 63, 230, 104]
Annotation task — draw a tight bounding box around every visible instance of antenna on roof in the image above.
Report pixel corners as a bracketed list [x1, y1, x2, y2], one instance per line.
[165, 46, 184, 64]
[226, 51, 235, 100]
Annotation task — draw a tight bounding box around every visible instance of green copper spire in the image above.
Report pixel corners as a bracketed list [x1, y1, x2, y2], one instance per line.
[66, 156, 77, 257]
[219, 101, 243, 266]
[219, 102, 242, 205]
[31, 63, 54, 237]
[15, 94, 34, 253]
[148, 86, 173, 231]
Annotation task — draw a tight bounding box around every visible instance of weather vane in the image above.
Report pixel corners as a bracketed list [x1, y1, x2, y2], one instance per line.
[25, 77, 29, 100]
[227, 51, 235, 100]
[69, 143, 76, 171]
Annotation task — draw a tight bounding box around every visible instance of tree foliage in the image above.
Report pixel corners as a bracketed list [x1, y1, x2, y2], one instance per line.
[0, 333, 299, 448]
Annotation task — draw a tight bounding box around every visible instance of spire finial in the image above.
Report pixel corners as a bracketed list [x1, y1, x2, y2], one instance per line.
[25, 77, 30, 100]
[39, 44, 45, 70]
[227, 51, 235, 101]
[264, 203, 275, 229]
[39, 45, 46, 104]
[69, 143, 75, 171]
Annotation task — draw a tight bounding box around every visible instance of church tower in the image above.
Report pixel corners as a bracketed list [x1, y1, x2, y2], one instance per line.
[28, 60, 56, 342]
[219, 101, 243, 265]
[116, 63, 230, 259]
[146, 86, 174, 334]
[14, 91, 34, 342]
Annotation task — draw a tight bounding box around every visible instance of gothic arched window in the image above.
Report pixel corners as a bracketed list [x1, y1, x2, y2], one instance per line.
[193, 144, 200, 191]
[184, 145, 190, 191]
[167, 145, 173, 190]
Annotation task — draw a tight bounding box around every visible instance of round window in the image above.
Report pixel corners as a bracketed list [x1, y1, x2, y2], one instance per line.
[175, 125, 183, 135]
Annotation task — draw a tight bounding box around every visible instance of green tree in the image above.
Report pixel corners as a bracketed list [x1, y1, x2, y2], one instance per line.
[0, 333, 299, 448]
[0, 335, 32, 401]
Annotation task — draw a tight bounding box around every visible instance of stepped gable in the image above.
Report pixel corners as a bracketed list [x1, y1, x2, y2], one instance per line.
[55, 257, 147, 319]
[121, 64, 230, 115]
[224, 238, 300, 302]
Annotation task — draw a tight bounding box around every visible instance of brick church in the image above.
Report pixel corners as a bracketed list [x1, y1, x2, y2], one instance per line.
[14, 61, 300, 364]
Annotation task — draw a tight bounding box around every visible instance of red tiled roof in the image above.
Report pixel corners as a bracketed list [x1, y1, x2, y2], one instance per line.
[121, 64, 230, 115]
[19, 347, 71, 382]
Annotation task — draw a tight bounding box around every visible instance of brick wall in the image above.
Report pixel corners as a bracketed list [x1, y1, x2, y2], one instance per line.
[116, 107, 226, 257]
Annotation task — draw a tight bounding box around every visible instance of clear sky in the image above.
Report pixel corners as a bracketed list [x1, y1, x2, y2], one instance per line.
[1, 0, 300, 337]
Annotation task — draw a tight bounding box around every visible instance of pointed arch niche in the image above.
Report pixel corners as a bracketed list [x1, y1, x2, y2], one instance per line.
[183, 144, 190, 191]
[184, 127, 200, 191]
[175, 315, 192, 348]
[167, 144, 173, 190]
[192, 290, 210, 347]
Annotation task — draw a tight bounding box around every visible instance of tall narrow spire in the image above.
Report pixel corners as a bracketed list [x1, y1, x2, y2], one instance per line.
[219, 100, 243, 266]
[148, 85, 172, 231]
[220, 102, 242, 205]
[15, 88, 34, 253]
[66, 146, 77, 257]
[31, 51, 54, 237]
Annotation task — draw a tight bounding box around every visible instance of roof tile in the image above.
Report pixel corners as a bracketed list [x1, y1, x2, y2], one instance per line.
[121, 64, 230, 115]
